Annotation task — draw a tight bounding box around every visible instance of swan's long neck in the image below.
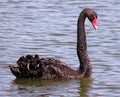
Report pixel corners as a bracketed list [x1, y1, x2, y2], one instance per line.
[77, 11, 91, 75]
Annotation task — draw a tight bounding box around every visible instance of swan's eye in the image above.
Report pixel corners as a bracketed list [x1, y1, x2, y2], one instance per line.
[92, 16, 97, 30]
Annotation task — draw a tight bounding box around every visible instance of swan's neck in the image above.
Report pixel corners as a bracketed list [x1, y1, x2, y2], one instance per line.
[77, 12, 91, 74]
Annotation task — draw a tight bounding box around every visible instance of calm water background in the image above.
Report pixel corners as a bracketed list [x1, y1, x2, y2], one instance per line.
[0, 0, 120, 97]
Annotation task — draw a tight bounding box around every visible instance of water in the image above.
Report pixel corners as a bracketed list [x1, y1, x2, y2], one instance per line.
[0, 0, 120, 97]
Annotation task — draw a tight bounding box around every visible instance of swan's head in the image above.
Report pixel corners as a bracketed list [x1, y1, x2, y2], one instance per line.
[84, 8, 98, 30]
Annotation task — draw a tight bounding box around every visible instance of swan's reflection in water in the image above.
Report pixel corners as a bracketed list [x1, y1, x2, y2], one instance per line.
[79, 78, 92, 97]
[12, 77, 92, 97]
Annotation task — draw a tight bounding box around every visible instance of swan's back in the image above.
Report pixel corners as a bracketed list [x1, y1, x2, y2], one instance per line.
[9, 55, 79, 79]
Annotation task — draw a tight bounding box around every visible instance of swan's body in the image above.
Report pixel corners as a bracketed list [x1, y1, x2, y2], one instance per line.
[9, 8, 97, 79]
[10, 55, 82, 79]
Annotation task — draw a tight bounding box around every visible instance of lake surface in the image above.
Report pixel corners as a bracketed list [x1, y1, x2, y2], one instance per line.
[0, 0, 120, 97]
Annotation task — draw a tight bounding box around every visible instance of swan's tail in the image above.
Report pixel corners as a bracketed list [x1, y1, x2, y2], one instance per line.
[9, 65, 21, 77]
[9, 54, 45, 79]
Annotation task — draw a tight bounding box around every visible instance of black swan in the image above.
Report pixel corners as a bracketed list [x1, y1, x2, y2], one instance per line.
[9, 8, 97, 79]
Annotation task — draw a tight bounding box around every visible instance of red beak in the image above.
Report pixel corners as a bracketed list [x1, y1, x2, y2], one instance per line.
[92, 16, 97, 30]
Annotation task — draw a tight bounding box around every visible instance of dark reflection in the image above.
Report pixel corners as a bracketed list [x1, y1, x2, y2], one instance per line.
[79, 77, 92, 97]
[12, 78, 71, 86]
[12, 77, 92, 97]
